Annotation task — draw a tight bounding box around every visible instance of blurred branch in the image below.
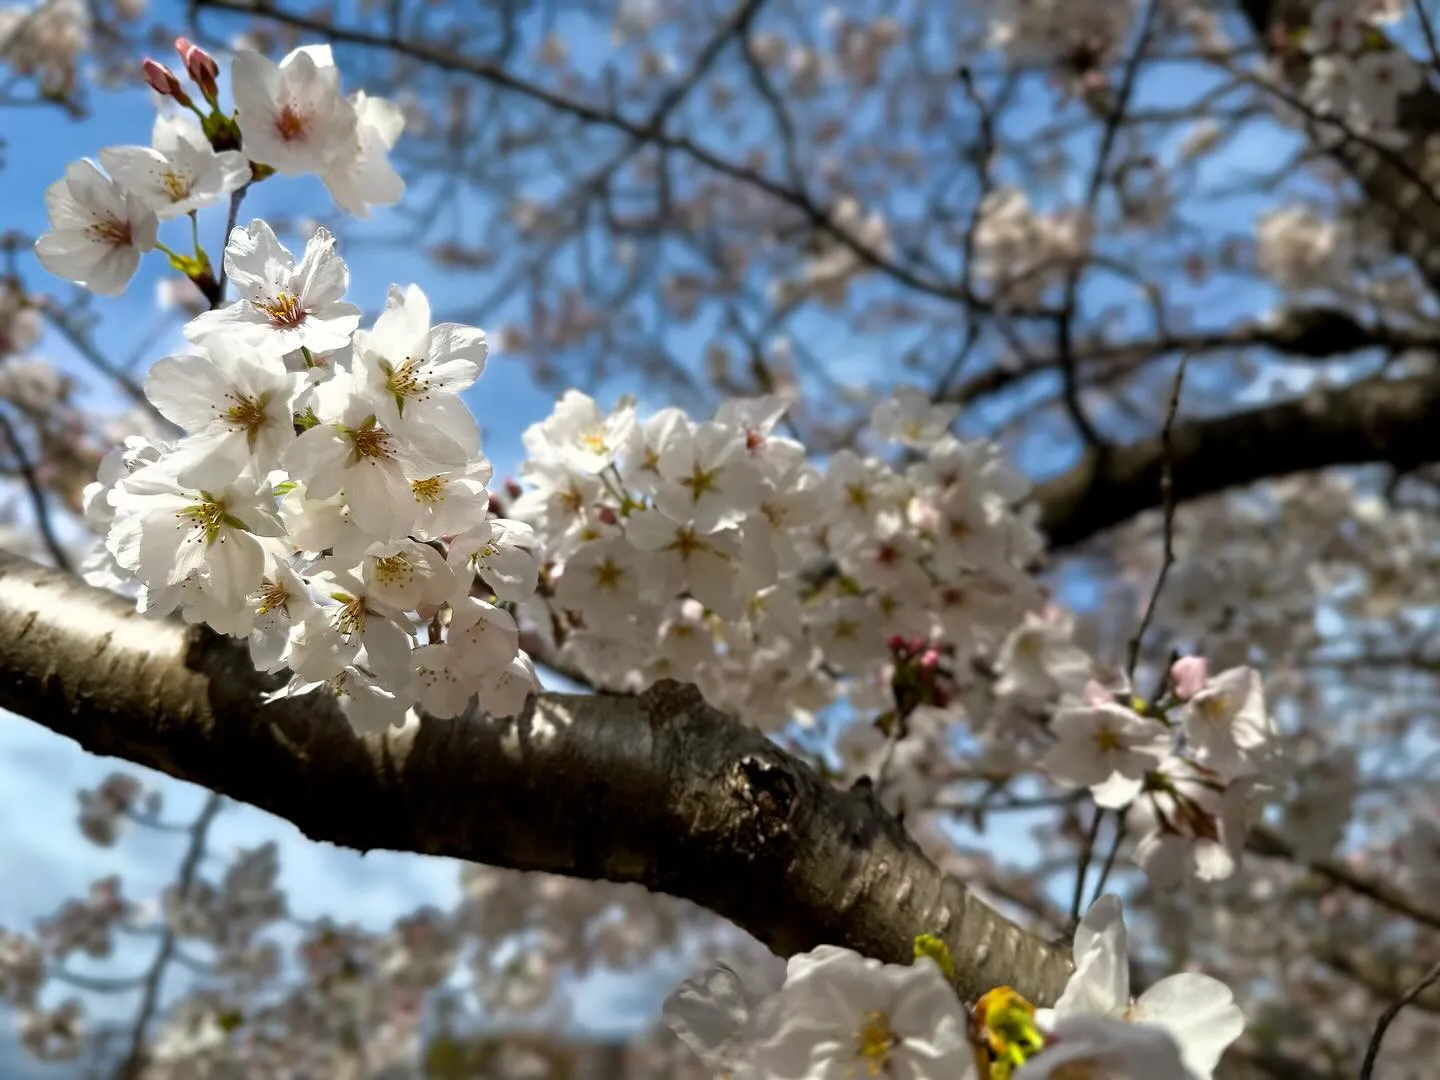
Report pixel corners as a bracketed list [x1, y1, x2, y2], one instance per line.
[189, 0, 1023, 314]
[0, 411, 73, 572]
[39, 303, 172, 430]
[0, 550, 1073, 1006]
[1359, 959, 1440, 1080]
[114, 793, 223, 1080]
[1053, 0, 1162, 448]
[1247, 825, 1440, 933]
[1035, 373, 1440, 548]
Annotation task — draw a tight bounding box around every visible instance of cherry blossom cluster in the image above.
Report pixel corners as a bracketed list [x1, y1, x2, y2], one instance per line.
[34, 37, 403, 298]
[75, 216, 538, 733]
[971, 189, 1089, 308]
[515, 384, 1045, 734]
[1295, 0, 1419, 135]
[0, 0, 89, 97]
[663, 894, 1243, 1079]
[986, 0, 1136, 85]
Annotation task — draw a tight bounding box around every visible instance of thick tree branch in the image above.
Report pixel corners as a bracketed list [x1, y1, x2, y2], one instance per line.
[1035, 374, 1440, 548]
[0, 551, 1071, 1006]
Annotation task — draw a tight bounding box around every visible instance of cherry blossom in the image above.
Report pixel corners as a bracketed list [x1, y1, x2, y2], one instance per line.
[34, 159, 158, 296]
[186, 219, 360, 359]
[97, 112, 248, 219]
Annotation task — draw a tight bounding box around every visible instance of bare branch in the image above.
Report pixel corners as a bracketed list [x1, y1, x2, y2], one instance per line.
[1359, 959, 1440, 1080]
[1035, 374, 1440, 549]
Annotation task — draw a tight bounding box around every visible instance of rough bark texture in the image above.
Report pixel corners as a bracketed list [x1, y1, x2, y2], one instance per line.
[0, 551, 1071, 1005]
[1035, 374, 1440, 547]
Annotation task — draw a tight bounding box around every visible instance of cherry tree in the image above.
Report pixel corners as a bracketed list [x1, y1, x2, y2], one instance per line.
[0, 0, 1439, 1076]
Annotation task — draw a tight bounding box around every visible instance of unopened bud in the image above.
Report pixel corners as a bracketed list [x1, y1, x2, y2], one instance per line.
[1170, 655, 1209, 702]
[918, 648, 941, 673]
[597, 505, 618, 526]
[487, 493, 505, 516]
[175, 37, 219, 102]
[886, 634, 908, 655]
[142, 59, 190, 104]
[504, 478, 523, 501]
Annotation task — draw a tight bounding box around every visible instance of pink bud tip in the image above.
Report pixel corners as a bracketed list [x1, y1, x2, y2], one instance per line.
[597, 506, 618, 526]
[504, 479, 523, 500]
[1170, 656, 1209, 701]
[174, 37, 219, 98]
[142, 58, 183, 97]
[919, 648, 941, 671]
[886, 634, 908, 654]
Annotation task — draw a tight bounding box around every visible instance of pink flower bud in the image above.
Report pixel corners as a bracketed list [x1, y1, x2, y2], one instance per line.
[142, 58, 184, 97]
[597, 505, 618, 526]
[918, 648, 941, 672]
[504, 478, 523, 500]
[1170, 656, 1209, 701]
[174, 37, 219, 100]
[886, 634, 908, 655]
[487, 493, 505, 516]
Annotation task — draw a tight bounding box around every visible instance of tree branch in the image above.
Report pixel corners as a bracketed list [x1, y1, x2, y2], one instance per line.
[0, 551, 1071, 1006]
[1035, 374, 1440, 548]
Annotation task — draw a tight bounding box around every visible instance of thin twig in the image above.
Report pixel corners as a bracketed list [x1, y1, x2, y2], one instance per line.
[113, 793, 223, 1080]
[189, 0, 1024, 315]
[1124, 351, 1190, 681]
[213, 183, 249, 300]
[1054, 0, 1163, 449]
[1358, 959, 1440, 1080]
[40, 305, 166, 426]
[1089, 805, 1128, 907]
[1068, 807, 1106, 928]
[0, 411, 73, 572]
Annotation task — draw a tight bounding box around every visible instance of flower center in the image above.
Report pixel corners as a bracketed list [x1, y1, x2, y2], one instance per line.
[260, 292, 306, 329]
[384, 357, 427, 409]
[1050, 1065, 1102, 1080]
[681, 463, 720, 503]
[224, 393, 270, 444]
[275, 104, 307, 142]
[87, 217, 133, 247]
[255, 578, 292, 617]
[335, 596, 367, 637]
[372, 555, 414, 586]
[176, 496, 229, 545]
[411, 476, 445, 504]
[161, 170, 191, 201]
[579, 430, 609, 454]
[591, 558, 623, 590]
[855, 1010, 896, 1075]
[1095, 726, 1124, 752]
[346, 418, 395, 461]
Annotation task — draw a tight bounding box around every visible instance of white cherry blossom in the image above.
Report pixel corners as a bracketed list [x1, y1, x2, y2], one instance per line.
[144, 341, 303, 489]
[98, 112, 248, 220]
[35, 160, 158, 296]
[750, 947, 973, 1080]
[186, 220, 360, 358]
[1018, 1014, 1188, 1080]
[323, 90, 406, 217]
[232, 44, 354, 177]
[353, 283, 486, 464]
[1041, 699, 1169, 808]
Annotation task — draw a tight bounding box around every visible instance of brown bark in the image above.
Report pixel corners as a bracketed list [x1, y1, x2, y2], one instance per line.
[0, 550, 1071, 1005]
